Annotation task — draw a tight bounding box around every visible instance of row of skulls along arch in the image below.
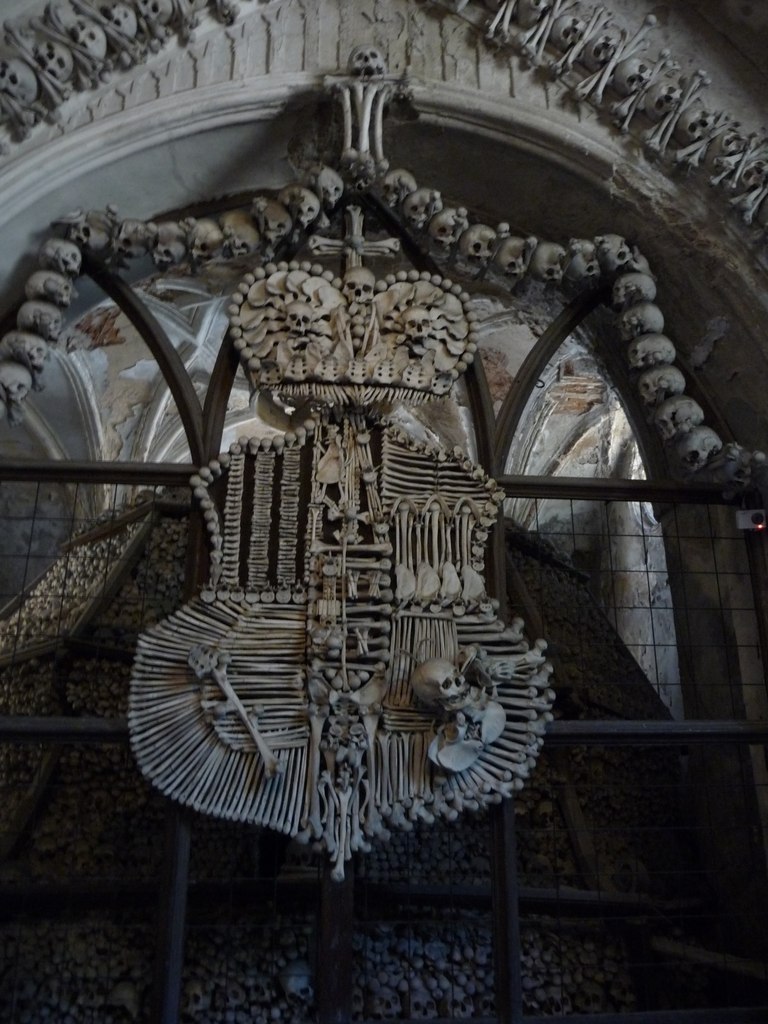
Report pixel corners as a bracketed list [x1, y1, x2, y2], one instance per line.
[0, 3, 766, 240]
[4, 171, 764, 496]
[0, 1, 239, 149]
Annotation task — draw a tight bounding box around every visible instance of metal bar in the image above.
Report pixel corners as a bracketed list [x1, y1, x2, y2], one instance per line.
[491, 799, 523, 1024]
[149, 807, 192, 1024]
[2, 716, 766, 746]
[522, 1010, 768, 1024]
[0, 716, 129, 742]
[150, 505, 206, 1022]
[82, 253, 206, 465]
[202, 322, 242, 461]
[60, 500, 154, 550]
[0, 460, 195, 485]
[317, 860, 354, 1024]
[499, 475, 732, 504]
[546, 719, 768, 744]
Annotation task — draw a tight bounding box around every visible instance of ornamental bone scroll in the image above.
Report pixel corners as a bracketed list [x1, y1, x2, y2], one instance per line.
[128, 51, 554, 881]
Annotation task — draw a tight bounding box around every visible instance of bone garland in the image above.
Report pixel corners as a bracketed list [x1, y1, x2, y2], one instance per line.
[0, 2, 250, 149]
[444, 4, 768, 240]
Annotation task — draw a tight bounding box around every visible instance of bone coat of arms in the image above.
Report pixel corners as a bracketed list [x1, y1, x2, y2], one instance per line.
[129, 203, 554, 880]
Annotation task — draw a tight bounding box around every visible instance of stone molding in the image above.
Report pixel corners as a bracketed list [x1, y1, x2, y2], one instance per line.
[0, 0, 764, 253]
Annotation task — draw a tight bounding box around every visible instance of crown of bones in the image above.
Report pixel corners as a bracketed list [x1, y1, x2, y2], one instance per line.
[228, 262, 478, 404]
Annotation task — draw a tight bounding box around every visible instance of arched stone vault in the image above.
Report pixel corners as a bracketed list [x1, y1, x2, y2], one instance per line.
[0, 0, 765, 465]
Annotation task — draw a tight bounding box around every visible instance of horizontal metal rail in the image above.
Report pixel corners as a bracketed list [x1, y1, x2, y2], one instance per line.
[1, 716, 766, 745]
[499, 475, 735, 504]
[0, 460, 196, 485]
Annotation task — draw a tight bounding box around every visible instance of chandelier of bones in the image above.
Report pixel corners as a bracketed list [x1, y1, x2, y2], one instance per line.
[126, 47, 556, 878]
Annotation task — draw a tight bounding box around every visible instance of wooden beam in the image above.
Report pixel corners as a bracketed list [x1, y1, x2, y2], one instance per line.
[149, 808, 192, 1024]
[317, 861, 354, 1024]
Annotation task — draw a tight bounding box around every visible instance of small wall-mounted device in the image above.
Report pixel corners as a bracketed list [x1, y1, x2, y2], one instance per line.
[736, 509, 767, 531]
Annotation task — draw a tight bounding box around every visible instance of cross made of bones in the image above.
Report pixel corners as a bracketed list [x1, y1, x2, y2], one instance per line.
[308, 205, 400, 269]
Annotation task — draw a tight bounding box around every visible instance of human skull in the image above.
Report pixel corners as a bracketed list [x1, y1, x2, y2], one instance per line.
[101, 3, 139, 38]
[674, 105, 715, 146]
[0, 360, 33, 404]
[612, 271, 657, 309]
[493, 235, 537, 279]
[0, 57, 39, 104]
[458, 223, 497, 265]
[219, 210, 260, 257]
[574, 980, 604, 1015]
[705, 126, 747, 169]
[56, 207, 115, 253]
[517, 0, 552, 29]
[595, 234, 632, 273]
[637, 364, 686, 405]
[740, 156, 768, 190]
[115, 218, 157, 260]
[427, 207, 469, 249]
[17, 301, 62, 341]
[448, 989, 475, 1018]
[529, 241, 567, 282]
[252, 197, 293, 250]
[309, 165, 344, 209]
[343, 267, 376, 307]
[71, 18, 108, 60]
[367, 988, 401, 1019]
[627, 333, 676, 369]
[582, 28, 621, 72]
[675, 424, 722, 469]
[181, 978, 210, 1016]
[278, 958, 313, 1003]
[1, 331, 49, 373]
[25, 270, 74, 307]
[382, 168, 417, 208]
[278, 185, 321, 229]
[33, 40, 74, 85]
[618, 301, 665, 341]
[550, 13, 586, 50]
[403, 188, 442, 230]
[286, 301, 315, 336]
[613, 56, 652, 96]
[410, 657, 467, 708]
[347, 45, 387, 78]
[643, 79, 682, 121]
[563, 239, 600, 283]
[38, 237, 82, 277]
[183, 217, 224, 264]
[408, 985, 437, 1020]
[151, 221, 187, 266]
[402, 306, 433, 348]
[136, 0, 174, 26]
[654, 395, 704, 440]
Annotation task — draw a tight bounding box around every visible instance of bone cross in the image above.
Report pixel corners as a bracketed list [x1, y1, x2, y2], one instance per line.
[308, 205, 400, 269]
